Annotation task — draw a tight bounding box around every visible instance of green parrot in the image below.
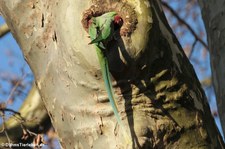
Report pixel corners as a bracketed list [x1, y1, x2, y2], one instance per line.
[88, 12, 130, 142]
[88, 12, 118, 48]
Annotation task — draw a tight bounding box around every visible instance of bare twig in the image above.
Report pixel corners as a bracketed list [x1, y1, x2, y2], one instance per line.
[189, 39, 197, 58]
[0, 23, 10, 37]
[0, 111, 12, 149]
[20, 123, 38, 137]
[0, 84, 50, 145]
[6, 73, 27, 105]
[162, 1, 208, 50]
[1, 108, 21, 116]
[3, 129, 11, 149]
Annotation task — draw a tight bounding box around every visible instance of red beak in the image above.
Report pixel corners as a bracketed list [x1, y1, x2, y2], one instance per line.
[88, 19, 92, 28]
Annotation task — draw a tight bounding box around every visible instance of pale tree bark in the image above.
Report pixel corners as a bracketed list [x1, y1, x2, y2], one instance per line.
[198, 0, 225, 138]
[0, 0, 224, 148]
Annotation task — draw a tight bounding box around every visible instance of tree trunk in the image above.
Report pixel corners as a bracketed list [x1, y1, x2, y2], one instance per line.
[0, 0, 224, 148]
[198, 0, 225, 138]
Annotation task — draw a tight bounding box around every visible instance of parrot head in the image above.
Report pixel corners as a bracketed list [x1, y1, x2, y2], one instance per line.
[114, 15, 123, 30]
[114, 15, 123, 26]
[87, 13, 123, 46]
[87, 14, 123, 28]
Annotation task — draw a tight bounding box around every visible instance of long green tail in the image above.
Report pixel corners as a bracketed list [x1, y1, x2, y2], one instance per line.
[96, 47, 122, 124]
[95, 46, 130, 142]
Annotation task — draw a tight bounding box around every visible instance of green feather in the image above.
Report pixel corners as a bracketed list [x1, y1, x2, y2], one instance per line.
[88, 12, 130, 142]
[88, 12, 116, 47]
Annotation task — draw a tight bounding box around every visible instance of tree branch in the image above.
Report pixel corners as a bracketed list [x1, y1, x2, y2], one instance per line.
[162, 1, 208, 50]
[0, 84, 51, 144]
[0, 23, 9, 37]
